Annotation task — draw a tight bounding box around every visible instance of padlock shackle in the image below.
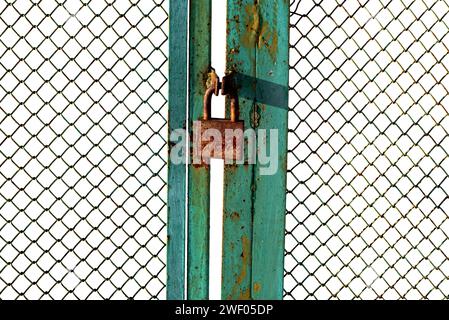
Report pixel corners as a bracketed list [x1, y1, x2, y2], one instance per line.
[203, 86, 215, 121]
[203, 73, 239, 122]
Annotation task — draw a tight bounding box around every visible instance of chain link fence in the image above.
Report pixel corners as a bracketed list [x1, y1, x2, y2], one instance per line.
[286, 0, 449, 299]
[0, 0, 168, 299]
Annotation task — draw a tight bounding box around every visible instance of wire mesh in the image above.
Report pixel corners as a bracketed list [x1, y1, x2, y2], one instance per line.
[0, 0, 168, 299]
[286, 0, 449, 299]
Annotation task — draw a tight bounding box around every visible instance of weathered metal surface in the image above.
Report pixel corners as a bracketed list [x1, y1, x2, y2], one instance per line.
[187, 0, 212, 300]
[251, 0, 289, 299]
[222, 0, 289, 300]
[167, 0, 188, 300]
[222, 0, 257, 300]
[178, 0, 288, 300]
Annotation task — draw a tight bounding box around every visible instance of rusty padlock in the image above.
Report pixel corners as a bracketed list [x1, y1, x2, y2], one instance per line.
[194, 72, 244, 162]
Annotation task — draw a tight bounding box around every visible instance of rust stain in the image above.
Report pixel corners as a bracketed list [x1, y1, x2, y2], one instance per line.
[227, 235, 251, 300]
[238, 237, 250, 282]
[258, 21, 269, 49]
[192, 161, 210, 169]
[269, 32, 278, 61]
[243, 0, 278, 62]
[230, 47, 240, 55]
[230, 211, 240, 221]
[241, 4, 259, 48]
[238, 288, 251, 300]
[225, 164, 238, 172]
[258, 22, 278, 62]
[253, 282, 261, 293]
[192, 163, 208, 169]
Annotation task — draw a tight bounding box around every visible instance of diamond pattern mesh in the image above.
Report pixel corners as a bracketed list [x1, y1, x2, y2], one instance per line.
[285, 0, 449, 299]
[0, 0, 168, 299]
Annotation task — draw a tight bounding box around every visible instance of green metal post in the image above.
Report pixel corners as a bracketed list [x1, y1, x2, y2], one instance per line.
[222, 0, 289, 300]
[187, 0, 212, 300]
[167, 0, 188, 300]
[251, 0, 289, 299]
[222, 0, 257, 300]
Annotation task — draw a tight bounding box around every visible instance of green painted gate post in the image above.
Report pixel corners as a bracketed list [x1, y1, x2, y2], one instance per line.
[187, 0, 212, 300]
[221, 0, 257, 300]
[167, 0, 188, 300]
[251, 0, 289, 300]
[222, 0, 289, 300]
[167, 0, 213, 301]
[168, 0, 212, 301]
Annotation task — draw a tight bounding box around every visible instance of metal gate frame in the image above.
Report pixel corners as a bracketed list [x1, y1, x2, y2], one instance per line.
[167, 0, 289, 300]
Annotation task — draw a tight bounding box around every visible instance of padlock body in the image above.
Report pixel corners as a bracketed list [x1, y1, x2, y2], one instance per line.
[194, 119, 244, 162]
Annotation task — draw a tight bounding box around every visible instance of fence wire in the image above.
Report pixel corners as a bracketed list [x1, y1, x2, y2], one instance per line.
[0, 0, 168, 299]
[286, 0, 449, 299]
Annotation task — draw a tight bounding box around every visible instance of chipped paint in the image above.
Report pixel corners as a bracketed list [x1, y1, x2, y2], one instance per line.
[258, 21, 278, 62]
[258, 21, 269, 48]
[239, 288, 251, 300]
[237, 236, 250, 284]
[269, 32, 278, 61]
[231, 211, 241, 221]
[241, 4, 260, 48]
[251, 104, 261, 128]
[227, 235, 251, 300]
[239, 2, 279, 62]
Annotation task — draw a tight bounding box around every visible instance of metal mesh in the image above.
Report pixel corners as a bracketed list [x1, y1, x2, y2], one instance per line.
[0, 0, 168, 299]
[286, 0, 449, 299]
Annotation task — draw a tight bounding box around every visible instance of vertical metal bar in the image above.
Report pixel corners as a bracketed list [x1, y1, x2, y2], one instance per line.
[251, 0, 289, 299]
[187, 0, 212, 300]
[167, 0, 188, 300]
[222, 0, 257, 300]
